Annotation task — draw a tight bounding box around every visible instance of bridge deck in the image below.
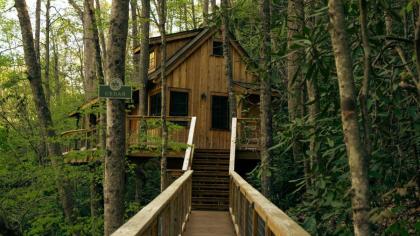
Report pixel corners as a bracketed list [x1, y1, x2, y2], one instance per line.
[184, 211, 235, 236]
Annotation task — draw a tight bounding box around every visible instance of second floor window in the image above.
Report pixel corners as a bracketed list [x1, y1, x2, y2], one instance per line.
[169, 91, 189, 116]
[149, 92, 161, 116]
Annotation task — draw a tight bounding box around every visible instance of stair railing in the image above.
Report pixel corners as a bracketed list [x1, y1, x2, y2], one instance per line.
[228, 117, 310, 236]
[182, 116, 197, 171]
[112, 170, 193, 236]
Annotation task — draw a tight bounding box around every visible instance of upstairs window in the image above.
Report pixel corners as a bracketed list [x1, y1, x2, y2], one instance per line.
[212, 41, 224, 57]
[211, 95, 229, 130]
[169, 91, 189, 116]
[149, 92, 161, 116]
[149, 51, 156, 70]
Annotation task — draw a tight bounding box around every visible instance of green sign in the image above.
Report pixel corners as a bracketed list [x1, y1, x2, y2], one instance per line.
[98, 85, 132, 99]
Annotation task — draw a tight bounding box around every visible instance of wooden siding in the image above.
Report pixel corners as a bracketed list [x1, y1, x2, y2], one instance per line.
[147, 34, 259, 150]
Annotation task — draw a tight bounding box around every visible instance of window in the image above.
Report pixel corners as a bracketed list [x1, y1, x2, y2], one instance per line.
[149, 51, 156, 70]
[211, 95, 229, 130]
[212, 41, 223, 57]
[169, 91, 189, 116]
[149, 93, 161, 116]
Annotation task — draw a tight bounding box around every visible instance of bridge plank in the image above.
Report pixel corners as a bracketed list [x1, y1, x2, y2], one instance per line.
[183, 211, 235, 236]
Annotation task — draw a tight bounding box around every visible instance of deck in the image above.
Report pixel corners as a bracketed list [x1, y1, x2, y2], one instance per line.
[184, 211, 235, 236]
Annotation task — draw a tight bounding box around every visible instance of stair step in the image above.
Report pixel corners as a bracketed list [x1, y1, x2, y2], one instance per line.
[192, 165, 229, 171]
[193, 171, 229, 176]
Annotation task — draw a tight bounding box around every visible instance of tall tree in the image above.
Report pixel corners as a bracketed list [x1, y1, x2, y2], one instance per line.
[14, 0, 75, 224]
[287, 0, 308, 188]
[191, 0, 197, 28]
[83, 0, 97, 100]
[328, 0, 370, 235]
[155, 0, 168, 191]
[131, 0, 140, 85]
[103, 0, 130, 234]
[34, 0, 41, 59]
[413, 4, 420, 95]
[259, 0, 272, 197]
[95, 0, 108, 67]
[202, 0, 209, 25]
[221, 0, 237, 119]
[358, 0, 372, 156]
[44, 0, 51, 105]
[139, 0, 150, 117]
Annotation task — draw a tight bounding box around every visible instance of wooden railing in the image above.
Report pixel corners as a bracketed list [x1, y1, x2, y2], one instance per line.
[182, 117, 196, 171]
[229, 118, 310, 236]
[237, 118, 260, 150]
[111, 170, 193, 236]
[60, 128, 98, 154]
[126, 116, 191, 153]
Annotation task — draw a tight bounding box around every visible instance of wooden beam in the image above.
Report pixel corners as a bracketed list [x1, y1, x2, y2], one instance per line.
[182, 116, 197, 171]
[229, 117, 237, 173]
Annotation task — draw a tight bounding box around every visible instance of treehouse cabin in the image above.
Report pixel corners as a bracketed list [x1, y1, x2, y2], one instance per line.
[62, 27, 263, 210]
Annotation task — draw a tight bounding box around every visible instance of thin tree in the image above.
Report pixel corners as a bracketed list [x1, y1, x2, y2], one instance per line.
[14, 0, 75, 224]
[259, 0, 272, 197]
[44, 0, 51, 105]
[221, 0, 237, 119]
[34, 0, 41, 59]
[328, 0, 370, 235]
[203, 0, 209, 25]
[139, 0, 150, 118]
[155, 0, 169, 190]
[287, 0, 309, 189]
[103, 0, 130, 234]
[358, 0, 372, 156]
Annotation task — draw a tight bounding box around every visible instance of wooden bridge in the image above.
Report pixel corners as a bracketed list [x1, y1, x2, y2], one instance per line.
[110, 118, 310, 236]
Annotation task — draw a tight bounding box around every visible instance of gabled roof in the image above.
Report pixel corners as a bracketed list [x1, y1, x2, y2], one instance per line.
[147, 27, 255, 81]
[133, 28, 203, 54]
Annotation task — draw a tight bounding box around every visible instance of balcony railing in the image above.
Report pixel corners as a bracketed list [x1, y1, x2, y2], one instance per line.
[126, 116, 192, 154]
[237, 118, 260, 150]
[61, 128, 98, 154]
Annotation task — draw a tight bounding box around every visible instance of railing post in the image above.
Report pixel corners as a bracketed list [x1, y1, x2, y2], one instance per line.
[229, 117, 237, 173]
[182, 117, 196, 171]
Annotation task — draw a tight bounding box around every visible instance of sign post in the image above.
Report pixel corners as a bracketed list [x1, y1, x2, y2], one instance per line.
[99, 78, 132, 99]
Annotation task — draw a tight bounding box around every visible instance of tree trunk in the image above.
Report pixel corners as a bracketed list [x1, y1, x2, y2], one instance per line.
[52, 36, 60, 99]
[358, 0, 372, 156]
[139, 0, 150, 117]
[95, 0, 108, 67]
[191, 0, 197, 28]
[413, 4, 420, 95]
[131, 0, 140, 83]
[14, 0, 75, 224]
[287, 0, 308, 188]
[83, 0, 97, 100]
[203, 0, 209, 25]
[221, 0, 237, 119]
[156, 0, 168, 191]
[328, 1, 371, 235]
[211, 0, 216, 13]
[44, 0, 51, 105]
[259, 0, 272, 197]
[305, 0, 320, 181]
[103, 0, 130, 235]
[34, 0, 41, 60]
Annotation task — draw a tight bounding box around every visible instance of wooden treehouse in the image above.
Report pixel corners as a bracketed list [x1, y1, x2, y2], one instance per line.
[62, 27, 309, 235]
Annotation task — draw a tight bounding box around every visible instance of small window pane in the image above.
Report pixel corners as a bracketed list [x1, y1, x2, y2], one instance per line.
[149, 93, 161, 116]
[212, 96, 229, 129]
[170, 91, 188, 116]
[213, 41, 223, 56]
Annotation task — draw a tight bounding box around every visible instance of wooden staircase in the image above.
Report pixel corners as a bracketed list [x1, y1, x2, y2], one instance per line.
[191, 150, 230, 211]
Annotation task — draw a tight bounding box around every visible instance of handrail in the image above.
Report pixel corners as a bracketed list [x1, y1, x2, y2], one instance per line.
[229, 172, 310, 236]
[228, 117, 309, 235]
[182, 116, 197, 171]
[112, 170, 193, 236]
